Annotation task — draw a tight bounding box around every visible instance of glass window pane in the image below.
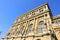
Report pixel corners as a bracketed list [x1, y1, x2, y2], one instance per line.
[29, 24, 33, 32]
[39, 21, 44, 32]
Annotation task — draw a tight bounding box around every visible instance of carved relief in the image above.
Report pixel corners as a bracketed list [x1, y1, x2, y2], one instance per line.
[27, 13, 32, 18]
[7, 4, 50, 36]
[35, 9, 39, 15]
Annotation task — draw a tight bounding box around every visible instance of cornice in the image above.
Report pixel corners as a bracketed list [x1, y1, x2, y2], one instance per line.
[16, 3, 50, 23]
[53, 15, 60, 20]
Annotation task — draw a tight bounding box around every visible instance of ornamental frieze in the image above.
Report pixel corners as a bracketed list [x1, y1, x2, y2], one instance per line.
[16, 4, 49, 23]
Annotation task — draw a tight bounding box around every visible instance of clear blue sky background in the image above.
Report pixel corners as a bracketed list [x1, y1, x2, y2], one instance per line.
[0, 0, 60, 38]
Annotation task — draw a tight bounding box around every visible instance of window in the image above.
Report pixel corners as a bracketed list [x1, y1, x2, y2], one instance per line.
[56, 22, 60, 26]
[29, 24, 33, 32]
[45, 14, 47, 16]
[39, 9, 43, 13]
[36, 39, 41, 40]
[7, 33, 10, 36]
[39, 21, 44, 33]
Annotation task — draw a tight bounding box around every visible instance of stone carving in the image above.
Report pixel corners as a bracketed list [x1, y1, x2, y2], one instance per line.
[16, 4, 49, 22]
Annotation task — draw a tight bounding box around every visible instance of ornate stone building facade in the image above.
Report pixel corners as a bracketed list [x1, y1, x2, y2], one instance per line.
[2, 3, 60, 40]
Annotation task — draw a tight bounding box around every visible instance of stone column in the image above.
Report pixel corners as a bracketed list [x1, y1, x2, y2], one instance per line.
[32, 18, 35, 34]
[25, 21, 28, 35]
[35, 17, 39, 34]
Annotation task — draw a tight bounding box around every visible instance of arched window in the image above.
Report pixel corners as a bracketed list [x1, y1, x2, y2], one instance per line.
[28, 24, 33, 32]
[39, 21, 44, 33]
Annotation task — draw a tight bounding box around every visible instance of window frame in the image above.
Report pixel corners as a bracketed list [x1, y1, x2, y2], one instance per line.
[38, 21, 44, 33]
[28, 24, 33, 33]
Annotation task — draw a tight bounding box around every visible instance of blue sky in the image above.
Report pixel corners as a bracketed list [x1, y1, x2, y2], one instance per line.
[0, 0, 60, 38]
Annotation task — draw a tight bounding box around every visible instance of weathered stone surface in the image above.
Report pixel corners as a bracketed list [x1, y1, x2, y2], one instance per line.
[2, 3, 60, 40]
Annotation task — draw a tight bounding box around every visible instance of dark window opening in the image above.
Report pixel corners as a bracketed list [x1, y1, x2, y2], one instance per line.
[45, 14, 47, 16]
[7, 33, 10, 36]
[36, 39, 41, 40]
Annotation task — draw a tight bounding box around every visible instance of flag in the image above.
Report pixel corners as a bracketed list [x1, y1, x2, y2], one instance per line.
[20, 26, 25, 36]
